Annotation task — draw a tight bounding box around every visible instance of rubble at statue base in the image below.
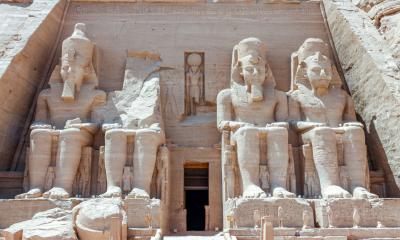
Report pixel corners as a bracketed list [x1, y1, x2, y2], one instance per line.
[1, 1, 400, 240]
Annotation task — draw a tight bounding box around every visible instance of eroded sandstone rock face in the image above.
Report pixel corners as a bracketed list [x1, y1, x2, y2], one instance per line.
[324, 0, 400, 196]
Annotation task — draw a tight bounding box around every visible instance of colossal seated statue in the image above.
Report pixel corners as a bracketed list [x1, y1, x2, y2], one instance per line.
[288, 38, 377, 199]
[217, 38, 295, 198]
[16, 23, 106, 199]
[99, 52, 166, 199]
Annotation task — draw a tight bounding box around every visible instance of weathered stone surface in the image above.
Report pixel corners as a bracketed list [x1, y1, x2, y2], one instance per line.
[124, 198, 161, 228]
[0, 0, 66, 171]
[2, 208, 76, 240]
[0, 199, 78, 229]
[323, 0, 400, 197]
[225, 197, 312, 228]
[315, 198, 400, 228]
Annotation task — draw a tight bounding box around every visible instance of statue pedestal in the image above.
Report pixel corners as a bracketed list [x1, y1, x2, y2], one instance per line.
[224, 197, 312, 229]
[124, 198, 161, 228]
[314, 198, 400, 228]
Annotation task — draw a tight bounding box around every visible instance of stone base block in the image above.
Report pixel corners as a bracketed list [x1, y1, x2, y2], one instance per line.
[225, 197, 312, 228]
[229, 227, 400, 239]
[314, 198, 400, 228]
[124, 198, 161, 228]
[0, 199, 81, 229]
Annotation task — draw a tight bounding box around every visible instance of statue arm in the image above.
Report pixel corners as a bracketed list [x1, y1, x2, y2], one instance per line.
[217, 89, 233, 131]
[288, 93, 325, 132]
[275, 91, 289, 122]
[31, 91, 51, 129]
[343, 93, 363, 128]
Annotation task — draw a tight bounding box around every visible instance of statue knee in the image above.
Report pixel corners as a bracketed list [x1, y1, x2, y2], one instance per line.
[60, 128, 88, 145]
[266, 126, 288, 139]
[30, 129, 52, 143]
[343, 126, 365, 143]
[311, 127, 335, 137]
[105, 128, 126, 141]
[135, 129, 163, 146]
[234, 126, 259, 138]
[310, 127, 337, 145]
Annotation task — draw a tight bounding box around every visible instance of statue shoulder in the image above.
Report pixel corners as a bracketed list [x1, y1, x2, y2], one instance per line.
[217, 89, 232, 104]
[38, 88, 51, 99]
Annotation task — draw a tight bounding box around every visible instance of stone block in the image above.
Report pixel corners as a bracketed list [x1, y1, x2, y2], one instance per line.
[314, 198, 400, 228]
[124, 198, 161, 228]
[225, 197, 312, 228]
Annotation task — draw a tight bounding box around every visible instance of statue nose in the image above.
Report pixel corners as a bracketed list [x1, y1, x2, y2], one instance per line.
[320, 69, 327, 77]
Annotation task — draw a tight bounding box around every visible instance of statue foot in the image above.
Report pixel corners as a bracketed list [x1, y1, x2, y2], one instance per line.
[273, 187, 296, 198]
[322, 185, 352, 199]
[353, 187, 378, 199]
[100, 186, 122, 198]
[43, 187, 70, 200]
[15, 188, 42, 199]
[126, 188, 150, 199]
[243, 185, 267, 198]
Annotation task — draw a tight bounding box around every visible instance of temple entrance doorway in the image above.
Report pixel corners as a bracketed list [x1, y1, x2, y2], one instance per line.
[184, 163, 209, 231]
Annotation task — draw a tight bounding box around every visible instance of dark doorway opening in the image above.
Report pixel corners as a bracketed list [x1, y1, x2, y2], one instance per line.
[184, 163, 209, 231]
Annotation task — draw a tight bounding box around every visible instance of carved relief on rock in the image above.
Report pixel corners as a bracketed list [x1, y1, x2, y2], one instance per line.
[184, 52, 205, 116]
[16, 23, 106, 200]
[217, 37, 295, 199]
[288, 38, 377, 199]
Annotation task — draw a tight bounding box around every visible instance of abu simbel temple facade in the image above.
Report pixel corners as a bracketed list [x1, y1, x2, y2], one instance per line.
[0, 0, 400, 239]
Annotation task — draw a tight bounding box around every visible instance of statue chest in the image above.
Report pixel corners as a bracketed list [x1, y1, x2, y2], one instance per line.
[300, 91, 346, 125]
[232, 98, 277, 125]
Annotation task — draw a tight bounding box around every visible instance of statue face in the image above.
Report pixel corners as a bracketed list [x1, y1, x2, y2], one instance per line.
[304, 52, 332, 91]
[239, 54, 266, 101]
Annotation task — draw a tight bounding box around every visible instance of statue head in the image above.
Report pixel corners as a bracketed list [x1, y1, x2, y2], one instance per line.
[303, 52, 333, 92]
[293, 38, 339, 95]
[187, 53, 202, 73]
[60, 23, 95, 102]
[231, 38, 274, 102]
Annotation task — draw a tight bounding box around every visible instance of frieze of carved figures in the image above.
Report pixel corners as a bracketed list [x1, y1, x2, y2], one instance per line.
[217, 37, 295, 199]
[16, 23, 106, 200]
[288, 38, 377, 199]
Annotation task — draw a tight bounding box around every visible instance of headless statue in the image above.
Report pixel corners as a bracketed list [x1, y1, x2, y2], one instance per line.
[100, 54, 165, 199]
[16, 23, 106, 199]
[217, 38, 295, 198]
[289, 38, 377, 199]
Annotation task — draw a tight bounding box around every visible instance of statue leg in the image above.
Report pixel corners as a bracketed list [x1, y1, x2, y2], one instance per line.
[342, 126, 377, 199]
[16, 129, 53, 199]
[44, 128, 92, 199]
[100, 129, 128, 198]
[305, 127, 351, 199]
[265, 127, 295, 198]
[127, 128, 163, 199]
[234, 126, 266, 198]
